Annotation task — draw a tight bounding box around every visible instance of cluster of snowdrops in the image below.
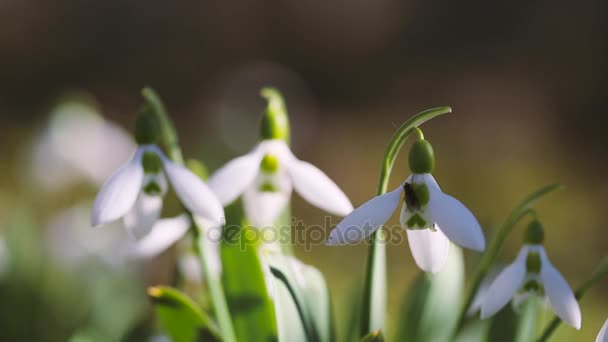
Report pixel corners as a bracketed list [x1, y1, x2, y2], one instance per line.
[89, 87, 608, 342]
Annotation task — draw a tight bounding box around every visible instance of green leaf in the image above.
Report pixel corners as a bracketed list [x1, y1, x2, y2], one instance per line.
[454, 319, 490, 342]
[267, 254, 325, 342]
[221, 223, 277, 342]
[300, 265, 333, 342]
[396, 245, 464, 342]
[514, 296, 542, 342]
[360, 230, 387, 335]
[148, 286, 220, 342]
[360, 330, 385, 342]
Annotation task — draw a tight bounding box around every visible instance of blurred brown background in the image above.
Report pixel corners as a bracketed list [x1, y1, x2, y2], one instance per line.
[0, 0, 607, 341]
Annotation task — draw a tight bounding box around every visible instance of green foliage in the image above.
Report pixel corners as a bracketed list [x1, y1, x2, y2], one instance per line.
[148, 286, 220, 342]
[221, 222, 277, 342]
[360, 330, 384, 342]
[396, 245, 464, 342]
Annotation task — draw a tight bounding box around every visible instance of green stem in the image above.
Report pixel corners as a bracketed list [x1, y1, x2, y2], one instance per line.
[141, 87, 236, 342]
[453, 183, 562, 335]
[359, 106, 452, 337]
[537, 256, 608, 342]
[141, 87, 183, 162]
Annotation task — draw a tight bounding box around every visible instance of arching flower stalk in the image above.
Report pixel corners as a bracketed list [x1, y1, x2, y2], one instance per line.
[209, 87, 353, 228]
[327, 129, 485, 273]
[91, 110, 224, 239]
[480, 220, 582, 330]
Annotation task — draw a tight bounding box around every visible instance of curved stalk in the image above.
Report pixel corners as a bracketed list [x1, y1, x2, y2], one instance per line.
[141, 87, 236, 342]
[453, 183, 562, 335]
[359, 106, 452, 337]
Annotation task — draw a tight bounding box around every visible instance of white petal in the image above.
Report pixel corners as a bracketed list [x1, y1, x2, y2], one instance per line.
[91, 148, 144, 227]
[327, 186, 402, 245]
[405, 227, 450, 273]
[480, 247, 528, 319]
[130, 215, 191, 259]
[539, 247, 582, 330]
[596, 319, 608, 342]
[208, 149, 263, 205]
[123, 193, 163, 240]
[425, 175, 485, 251]
[285, 158, 353, 216]
[243, 186, 292, 227]
[161, 156, 225, 225]
[193, 216, 223, 277]
[467, 265, 505, 316]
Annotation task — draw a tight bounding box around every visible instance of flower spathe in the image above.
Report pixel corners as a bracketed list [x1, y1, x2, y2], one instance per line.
[327, 173, 485, 273]
[208, 139, 353, 227]
[480, 244, 582, 330]
[91, 144, 224, 238]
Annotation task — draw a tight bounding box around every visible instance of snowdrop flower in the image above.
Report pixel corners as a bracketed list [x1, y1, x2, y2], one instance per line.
[31, 94, 135, 191]
[91, 114, 224, 239]
[480, 220, 581, 330]
[209, 88, 353, 227]
[466, 265, 505, 316]
[327, 133, 485, 273]
[597, 318, 608, 342]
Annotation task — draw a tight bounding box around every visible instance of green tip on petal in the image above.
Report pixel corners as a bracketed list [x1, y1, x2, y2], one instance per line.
[526, 251, 542, 274]
[260, 87, 290, 142]
[135, 111, 161, 145]
[260, 154, 280, 173]
[524, 220, 545, 244]
[142, 151, 163, 174]
[186, 159, 209, 181]
[408, 139, 435, 174]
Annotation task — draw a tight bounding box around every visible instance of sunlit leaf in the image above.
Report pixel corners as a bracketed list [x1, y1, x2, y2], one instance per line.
[148, 286, 220, 342]
[396, 245, 464, 342]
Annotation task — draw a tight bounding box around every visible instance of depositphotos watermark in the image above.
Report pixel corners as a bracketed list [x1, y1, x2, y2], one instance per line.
[203, 216, 409, 252]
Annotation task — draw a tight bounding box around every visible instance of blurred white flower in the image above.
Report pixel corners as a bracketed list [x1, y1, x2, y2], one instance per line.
[466, 265, 505, 317]
[480, 244, 581, 330]
[91, 145, 224, 239]
[209, 139, 353, 227]
[46, 204, 130, 269]
[31, 98, 135, 191]
[597, 318, 608, 342]
[327, 173, 485, 273]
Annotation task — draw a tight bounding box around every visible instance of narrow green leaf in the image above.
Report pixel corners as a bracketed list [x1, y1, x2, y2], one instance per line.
[148, 286, 220, 342]
[514, 296, 542, 342]
[454, 319, 490, 342]
[221, 223, 277, 342]
[396, 245, 464, 342]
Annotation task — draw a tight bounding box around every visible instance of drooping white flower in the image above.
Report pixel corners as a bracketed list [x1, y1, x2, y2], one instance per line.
[327, 172, 485, 273]
[209, 139, 353, 227]
[480, 240, 581, 330]
[31, 95, 135, 191]
[597, 318, 608, 342]
[129, 214, 222, 278]
[466, 265, 505, 316]
[91, 145, 224, 238]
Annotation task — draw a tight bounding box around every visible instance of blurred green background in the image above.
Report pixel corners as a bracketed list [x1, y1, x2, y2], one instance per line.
[0, 0, 607, 341]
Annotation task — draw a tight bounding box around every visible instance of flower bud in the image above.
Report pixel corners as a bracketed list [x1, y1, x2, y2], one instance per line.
[524, 220, 545, 244]
[408, 139, 435, 174]
[260, 87, 290, 142]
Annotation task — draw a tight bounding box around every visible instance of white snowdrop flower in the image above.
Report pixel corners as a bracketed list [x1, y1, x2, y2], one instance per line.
[91, 143, 224, 238]
[31, 95, 135, 191]
[480, 220, 582, 330]
[46, 204, 130, 269]
[467, 264, 505, 317]
[597, 318, 608, 342]
[209, 88, 353, 227]
[130, 214, 222, 278]
[327, 136, 485, 273]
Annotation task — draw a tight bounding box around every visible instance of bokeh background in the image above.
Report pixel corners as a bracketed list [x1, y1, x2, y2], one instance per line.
[0, 0, 607, 341]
